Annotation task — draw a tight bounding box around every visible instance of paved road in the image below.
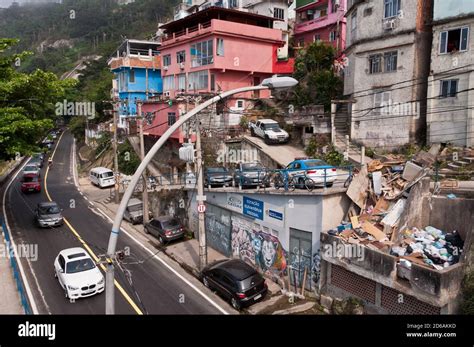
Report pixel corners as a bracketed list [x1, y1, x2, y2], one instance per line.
[3, 131, 227, 314]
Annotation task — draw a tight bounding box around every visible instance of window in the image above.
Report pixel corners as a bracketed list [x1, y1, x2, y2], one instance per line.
[190, 39, 214, 67]
[129, 70, 135, 83]
[299, 38, 305, 47]
[163, 75, 175, 91]
[439, 27, 469, 53]
[440, 80, 458, 98]
[188, 70, 209, 90]
[374, 90, 391, 113]
[236, 100, 244, 109]
[274, 7, 284, 20]
[351, 11, 357, 31]
[369, 54, 382, 74]
[176, 51, 186, 64]
[384, 51, 398, 72]
[168, 112, 176, 126]
[314, 34, 321, 42]
[210, 74, 215, 92]
[384, 0, 401, 18]
[217, 38, 224, 56]
[163, 54, 171, 66]
[329, 31, 337, 42]
[228, 0, 238, 8]
[177, 73, 186, 92]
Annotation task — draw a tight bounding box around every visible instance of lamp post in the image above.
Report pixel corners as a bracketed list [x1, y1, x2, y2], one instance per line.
[105, 76, 298, 314]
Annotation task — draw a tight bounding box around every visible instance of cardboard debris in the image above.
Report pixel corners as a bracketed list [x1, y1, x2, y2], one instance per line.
[361, 222, 388, 241]
[350, 216, 361, 229]
[346, 165, 369, 209]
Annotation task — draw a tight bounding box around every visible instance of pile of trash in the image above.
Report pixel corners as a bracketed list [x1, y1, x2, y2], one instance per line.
[391, 226, 464, 270]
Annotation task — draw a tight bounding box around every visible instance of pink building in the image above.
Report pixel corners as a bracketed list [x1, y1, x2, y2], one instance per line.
[294, 0, 347, 53]
[143, 6, 294, 141]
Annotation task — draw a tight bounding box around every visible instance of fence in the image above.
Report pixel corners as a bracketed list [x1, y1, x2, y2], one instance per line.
[0, 217, 33, 314]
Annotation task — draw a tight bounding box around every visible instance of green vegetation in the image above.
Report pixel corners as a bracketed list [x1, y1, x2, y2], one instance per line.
[292, 42, 343, 110]
[0, 38, 74, 160]
[460, 271, 474, 314]
[118, 139, 140, 175]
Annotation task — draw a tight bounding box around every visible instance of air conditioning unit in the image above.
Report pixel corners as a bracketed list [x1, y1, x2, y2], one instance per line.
[179, 62, 185, 70]
[163, 91, 171, 98]
[163, 66, 169, 71]
[383, 19, 396, 30]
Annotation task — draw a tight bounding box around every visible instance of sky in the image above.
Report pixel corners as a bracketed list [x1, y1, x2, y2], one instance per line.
[434, 0, 474, 20]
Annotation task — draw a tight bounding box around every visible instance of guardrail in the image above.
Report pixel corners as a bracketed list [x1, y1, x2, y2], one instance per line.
[1, 217, 33, 314]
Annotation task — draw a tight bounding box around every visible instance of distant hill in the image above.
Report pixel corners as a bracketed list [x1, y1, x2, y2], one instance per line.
[0, 0, 177, 75]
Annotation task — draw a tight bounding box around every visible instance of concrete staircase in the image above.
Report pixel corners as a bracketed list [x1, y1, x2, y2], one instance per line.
[438, 149, 474, 179]
[333, 104, 363, 164]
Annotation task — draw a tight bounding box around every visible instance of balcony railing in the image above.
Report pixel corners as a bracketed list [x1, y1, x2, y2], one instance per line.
[162, 21, 212, 43]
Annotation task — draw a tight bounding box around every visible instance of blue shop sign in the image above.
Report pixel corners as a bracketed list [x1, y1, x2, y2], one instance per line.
[243, 196, 264, 220]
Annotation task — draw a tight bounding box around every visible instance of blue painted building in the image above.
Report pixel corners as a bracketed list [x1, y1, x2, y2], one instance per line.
[108, 39, 163, 129]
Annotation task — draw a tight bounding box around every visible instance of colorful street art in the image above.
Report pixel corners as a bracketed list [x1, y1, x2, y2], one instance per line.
[231, 216, 287, 276]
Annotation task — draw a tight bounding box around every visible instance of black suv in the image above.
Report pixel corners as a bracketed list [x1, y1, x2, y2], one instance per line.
[201, 259, 267, 310]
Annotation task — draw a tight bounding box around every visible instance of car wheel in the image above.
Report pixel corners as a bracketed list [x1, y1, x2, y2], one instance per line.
[158, 235, 165, 244]
[264, 135, 270, 145]
[250, 128, 255, 137]
[144, 226, 149, 234]
[231, 297, 241, 311]
[298, 177, 305, 189]
[326, 182, 334, 188]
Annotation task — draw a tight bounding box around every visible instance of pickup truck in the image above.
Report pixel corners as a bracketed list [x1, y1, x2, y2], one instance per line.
[249, 119, 289, 144]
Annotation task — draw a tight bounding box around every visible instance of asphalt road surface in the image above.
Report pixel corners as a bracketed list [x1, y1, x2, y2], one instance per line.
[2, 131, 227, 314]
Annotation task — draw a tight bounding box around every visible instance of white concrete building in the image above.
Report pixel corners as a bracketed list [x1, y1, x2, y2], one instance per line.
[343, 0, 433, 149]
[427, 0, 474, 147]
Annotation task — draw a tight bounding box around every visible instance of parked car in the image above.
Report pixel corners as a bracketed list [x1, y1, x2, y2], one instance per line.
[201, 259, 267, 310]
[89, 167, 115, 188]
[54, 247, 104, 300]
[23, 164, 41, 177]
[35, 201, 64, 228]
[144, 216, 185, 244]
[204, 167, 233, 187]
[249, 119, 289, 144]
[286, 158, 337, 187]
[21, 174, 41, 193]
[233, 162, 268, 188]
[123, 198, 148, 225]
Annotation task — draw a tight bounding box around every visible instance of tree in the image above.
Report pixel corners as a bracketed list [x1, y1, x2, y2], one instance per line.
[0, 38, 73, 159]
[292, 42, 343, 110]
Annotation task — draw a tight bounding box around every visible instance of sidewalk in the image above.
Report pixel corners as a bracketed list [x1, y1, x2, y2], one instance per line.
[0, 232, 23, 314]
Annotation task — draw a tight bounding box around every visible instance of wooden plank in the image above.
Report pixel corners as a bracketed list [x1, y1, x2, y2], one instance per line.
[350, 215, 361, 229]
[361, 222, 388, 241]
[346, 165, 369, 209]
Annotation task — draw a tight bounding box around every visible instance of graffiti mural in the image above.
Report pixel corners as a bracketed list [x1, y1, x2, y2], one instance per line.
[231, 216, 287, 276]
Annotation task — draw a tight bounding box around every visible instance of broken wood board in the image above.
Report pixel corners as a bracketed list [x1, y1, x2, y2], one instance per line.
[361, 222, 388, 241]
[373, 197, 389, 214]
[350, 216, 361, 229]
[346, 165, 369, 209]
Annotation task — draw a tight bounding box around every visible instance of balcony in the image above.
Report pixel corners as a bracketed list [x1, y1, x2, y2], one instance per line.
[108, 55, 161, 71]
[295, 11, 345, 35]
[161, 19, 283, 46]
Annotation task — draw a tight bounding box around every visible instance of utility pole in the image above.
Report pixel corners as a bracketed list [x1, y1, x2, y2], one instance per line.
[113, 99, 120, 204]
[137, 101, 149, 225]
[195, 110, 207, 270]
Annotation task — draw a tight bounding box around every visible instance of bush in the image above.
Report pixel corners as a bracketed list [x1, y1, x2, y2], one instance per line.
[460, 271, 474, 314]
[322, 146, 346, 166]
[239, 115, 249, 129]
[118, 139, 141, 175]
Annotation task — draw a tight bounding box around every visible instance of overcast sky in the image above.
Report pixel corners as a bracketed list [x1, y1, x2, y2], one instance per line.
[434, 0, 474, 20]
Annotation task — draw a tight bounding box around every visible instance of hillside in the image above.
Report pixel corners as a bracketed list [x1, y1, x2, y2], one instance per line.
[0, 0, 177, 75]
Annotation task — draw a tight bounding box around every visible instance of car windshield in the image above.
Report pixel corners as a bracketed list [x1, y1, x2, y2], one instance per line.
[304, 160, 328, 168]
[264, 123, 280, 130]
[242, 163, 264, 171]
[207, 168, 226, 173]
[128, 204, 142, 212]
[100, 172, 114, 178]
[239, 273, 261, 291]
[24, 166, 37, 171]
[66, 258, 95, 274]
[23, 176, 38, 183]
[39, 205, 60, 215]
[162, 219, 179, 229]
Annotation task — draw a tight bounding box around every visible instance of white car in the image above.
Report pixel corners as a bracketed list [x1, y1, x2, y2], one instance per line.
[249, 119, 290, 144]
[54, 247, 104, 300]
[23, 164, 41, 177]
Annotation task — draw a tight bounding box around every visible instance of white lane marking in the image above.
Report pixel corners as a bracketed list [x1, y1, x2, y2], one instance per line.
[95, 207, 230, 315]
[2, 159, 43, 314]
[69, 135, 229, 315]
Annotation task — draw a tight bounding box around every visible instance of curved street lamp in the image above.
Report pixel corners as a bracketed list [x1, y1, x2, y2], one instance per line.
[105, 76, 298, 314]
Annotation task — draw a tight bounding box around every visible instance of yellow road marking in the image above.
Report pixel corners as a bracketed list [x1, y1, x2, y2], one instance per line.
[44, 131, 143, 315]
